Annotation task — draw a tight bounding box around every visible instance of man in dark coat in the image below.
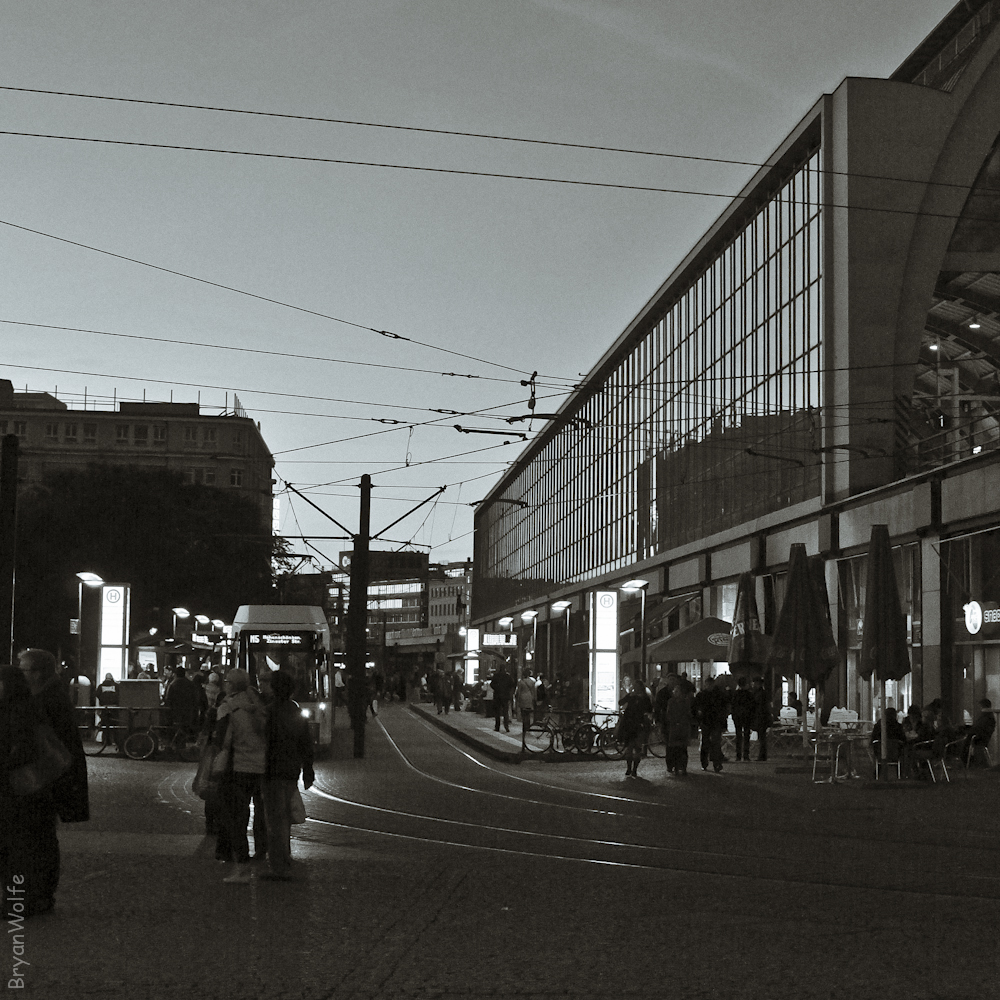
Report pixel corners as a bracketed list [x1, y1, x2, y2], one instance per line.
[693, 676, 728, 772]
[750, 675, 772, 761]
[262, 671, 315, 880]
[18, 647, 90, 915]
[489, 663, 514, 733]
[730, 676, 755, 762]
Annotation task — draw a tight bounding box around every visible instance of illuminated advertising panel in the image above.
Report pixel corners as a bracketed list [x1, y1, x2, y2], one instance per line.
[465, 628, 480, 684]
[590, 591, 619, 712]
[482, 633, 517, 647]
[99, 584, 130, 682]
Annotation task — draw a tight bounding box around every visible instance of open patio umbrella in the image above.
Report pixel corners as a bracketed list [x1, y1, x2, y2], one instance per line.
[808, 555, 840, 727]
[858, 524, 911, 760]
[765, 543, 839, 746]
[727, 572, 770, 678]
[645, 616, 734, 663]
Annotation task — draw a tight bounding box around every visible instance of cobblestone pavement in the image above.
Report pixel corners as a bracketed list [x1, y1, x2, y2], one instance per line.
[12, 701, 1000, 1000]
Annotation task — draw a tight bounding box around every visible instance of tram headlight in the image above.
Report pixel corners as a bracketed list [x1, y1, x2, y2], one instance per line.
[318, 702, 327, 710]
[301, 708, 311, 718]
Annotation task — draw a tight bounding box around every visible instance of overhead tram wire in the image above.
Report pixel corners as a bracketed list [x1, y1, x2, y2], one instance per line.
[0, 318, 570, 388]
[0, 83, 988, 195]
[0, 217, 573, 385]
[0, 133, 993, 227]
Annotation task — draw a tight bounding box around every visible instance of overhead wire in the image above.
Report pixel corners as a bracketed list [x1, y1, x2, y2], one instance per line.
[0, 217, 574, 383]
[0, 83, 988, 194]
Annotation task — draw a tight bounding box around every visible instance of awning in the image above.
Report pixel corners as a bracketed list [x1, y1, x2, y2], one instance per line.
[644, 616, 735, 663]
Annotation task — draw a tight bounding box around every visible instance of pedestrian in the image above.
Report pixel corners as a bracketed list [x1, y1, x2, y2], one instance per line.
[618, 676, 653, 778]
[516, 669, 536, 737]
[489, 663, 514, 733]
[751, 675, 772, 761]
[693, 676, 728, 772]
[451, 668, 464, 712]
[214, 668, 268, 883]
[664, 685, 693, 775]
[14, 648, 90, 915]
[164, 665, 199, 747]
[731, 675, 754, 761]
[261, 671, 315, 880]
[95, 672, 118, 729]
[333, 667, 346, 708]
[433, 668, 449, 715]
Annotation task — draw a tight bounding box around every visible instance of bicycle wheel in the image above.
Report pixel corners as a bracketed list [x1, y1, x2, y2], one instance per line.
[522, 724, 553, 754]
[597, 729, 624, 759]
[83, 730, 116, 756]
[123, 730, 158, 761]
[572, 723, 600, 754]
[645, 727, 667, 758]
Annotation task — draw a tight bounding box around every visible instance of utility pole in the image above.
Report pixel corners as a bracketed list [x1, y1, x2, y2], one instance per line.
[345, 474, 371, 758]
[0, 435, 18, 664]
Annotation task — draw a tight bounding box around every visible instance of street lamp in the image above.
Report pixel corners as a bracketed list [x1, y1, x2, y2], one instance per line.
[171, 607, 191, 636]
[620, 579, 649, 685]
[194, 614, 211, 627]
[521, 610, 538, 670]
[75, 571, 104, 678]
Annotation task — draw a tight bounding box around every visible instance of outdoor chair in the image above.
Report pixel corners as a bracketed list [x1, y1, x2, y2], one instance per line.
[910, 740, 949, 783]
[945, 735, 993, 772]
[868, 739, 903, 780]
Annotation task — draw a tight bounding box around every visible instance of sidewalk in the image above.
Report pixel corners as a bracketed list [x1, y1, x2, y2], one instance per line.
[410, 701, 529, 761]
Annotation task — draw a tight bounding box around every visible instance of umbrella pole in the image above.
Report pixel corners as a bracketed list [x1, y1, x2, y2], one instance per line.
[801, 673, 809, 749]
[880, 679, 888, 763]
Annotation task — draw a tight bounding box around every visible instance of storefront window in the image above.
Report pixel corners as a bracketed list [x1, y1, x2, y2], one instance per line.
[941, 528, 1000, 726]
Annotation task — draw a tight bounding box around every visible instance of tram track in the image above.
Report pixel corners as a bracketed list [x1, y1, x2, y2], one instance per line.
[153, 713, 1000, 901]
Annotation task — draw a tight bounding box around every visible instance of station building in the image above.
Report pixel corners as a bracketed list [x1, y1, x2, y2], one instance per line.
[472, 1, 1000, 730]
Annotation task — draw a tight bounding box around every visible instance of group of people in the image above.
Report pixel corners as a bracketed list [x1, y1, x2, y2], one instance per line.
[0, 648, 89, 919]
[615, 672, 772, 778]
[872, 698, 996, 776]
[203, 666, 315, 882]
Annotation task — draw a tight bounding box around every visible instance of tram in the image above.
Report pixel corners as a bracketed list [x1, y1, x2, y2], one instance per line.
[231, 605, 333, 748]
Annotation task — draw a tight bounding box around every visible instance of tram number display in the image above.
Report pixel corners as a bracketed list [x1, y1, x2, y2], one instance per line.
[247, 633, 313, 648]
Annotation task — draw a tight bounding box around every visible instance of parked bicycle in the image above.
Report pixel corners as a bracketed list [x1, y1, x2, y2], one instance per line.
[522, 710, 601, 754]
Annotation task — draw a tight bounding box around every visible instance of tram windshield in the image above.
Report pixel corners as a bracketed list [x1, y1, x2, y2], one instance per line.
[240, 632, 328, 703]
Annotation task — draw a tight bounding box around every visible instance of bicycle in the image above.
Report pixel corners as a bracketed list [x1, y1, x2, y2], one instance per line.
[522, 710, 600, 754]
[122, 724, 202, 762]
[78, 706, 127, 757]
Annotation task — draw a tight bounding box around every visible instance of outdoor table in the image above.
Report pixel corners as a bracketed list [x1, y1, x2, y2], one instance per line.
[811, 732, 864, 782]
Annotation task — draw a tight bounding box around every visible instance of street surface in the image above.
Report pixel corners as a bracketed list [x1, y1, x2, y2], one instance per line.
[18, 702, 1000, 1000]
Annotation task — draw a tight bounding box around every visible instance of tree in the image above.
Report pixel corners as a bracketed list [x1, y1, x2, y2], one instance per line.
[13, 464, 278, 660]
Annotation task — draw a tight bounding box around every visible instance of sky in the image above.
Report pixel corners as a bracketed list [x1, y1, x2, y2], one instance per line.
[1, 0, 952, 571]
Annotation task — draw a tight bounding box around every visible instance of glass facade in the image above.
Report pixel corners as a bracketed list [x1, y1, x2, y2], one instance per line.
[476, 148, 824, 618]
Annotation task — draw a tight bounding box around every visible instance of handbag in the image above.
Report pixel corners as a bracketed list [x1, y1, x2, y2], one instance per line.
[193, 741, 221, 799]
[290, 787, 306, 824]
[208, 723, 233, 778]
[10, 723, 74, 796]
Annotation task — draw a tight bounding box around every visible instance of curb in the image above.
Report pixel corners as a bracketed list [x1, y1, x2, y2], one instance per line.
[409, 704, 524, 763]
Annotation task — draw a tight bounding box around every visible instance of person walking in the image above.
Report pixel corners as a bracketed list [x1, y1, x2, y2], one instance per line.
[261, 671, 315, 880]
[619, 677, 653, 778]
[451, 668, 465, 712]
[516, 670, 537, 740]
[164, 666, 200, 747]
[433, 668, 449, 716]
[693, 676, 728, 772]
[15, 648, 89, 916]
[214, 668, 268, 883]
[489, 663, 514, 733]
[731, 676, 754, 761]
[751, 675, 772, 761]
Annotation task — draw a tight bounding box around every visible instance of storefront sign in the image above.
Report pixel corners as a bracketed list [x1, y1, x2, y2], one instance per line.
[964, 601, 1000, 635]
[482, 633, 517, 647]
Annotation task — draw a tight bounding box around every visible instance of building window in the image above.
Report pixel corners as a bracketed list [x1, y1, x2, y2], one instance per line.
[153, 425, 167, 444]
[64, 423, 78, 443]
[230, 468, 243, 487]
[183, 426, 197, 443]
[184, 468, 195, 484]
[133, 425, 149, 445]
[115, 424, 129, 444]
[202, 427, 216, 443]
[13, 422, 26, 439]
[45, 423, 59, 440]
[0, 421, 6, 435]
[233, 430, 244, 447]
[203, 469, 216, 485]
[83, 423, 97, 443]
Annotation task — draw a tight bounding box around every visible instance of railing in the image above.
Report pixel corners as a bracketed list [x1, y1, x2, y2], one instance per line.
[912, 1, 996, 89]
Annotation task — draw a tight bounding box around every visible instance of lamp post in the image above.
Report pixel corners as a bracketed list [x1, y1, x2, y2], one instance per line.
[621, 579, 649, 686]
[171, 607, 191, 637]
[521, 610, 538, 674]
[75, 571, 104, 678]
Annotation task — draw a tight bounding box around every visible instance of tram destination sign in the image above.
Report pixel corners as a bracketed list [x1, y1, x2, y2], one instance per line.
[481, 633, 517, 647]
[248, 632, 312, 647]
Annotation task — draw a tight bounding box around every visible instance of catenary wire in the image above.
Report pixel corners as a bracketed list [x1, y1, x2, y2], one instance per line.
[0, 217, 573, 383]
[0, 130, 994, 226]
[0, 84, 988, 194]
[0, 318, 570, 388]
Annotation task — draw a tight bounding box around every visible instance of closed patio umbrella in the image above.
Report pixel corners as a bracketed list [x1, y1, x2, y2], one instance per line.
[765, 544, 839, 746]
[727, 572, 770, 678]
[858, 524, 911, 761]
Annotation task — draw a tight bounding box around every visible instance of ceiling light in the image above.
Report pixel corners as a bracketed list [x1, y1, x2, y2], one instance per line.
[969, 320, 982, 329]
[929, 344, 938, 351]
